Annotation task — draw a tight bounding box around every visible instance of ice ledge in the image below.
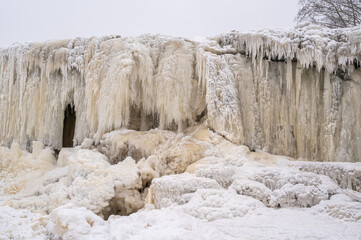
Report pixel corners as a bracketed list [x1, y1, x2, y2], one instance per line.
[213, 22, 361, 73]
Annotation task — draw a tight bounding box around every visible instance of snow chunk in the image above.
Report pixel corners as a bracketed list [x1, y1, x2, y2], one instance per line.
[151, 173, 221, 208]
[46, 204, 112, 240]
[313, 194, 361, 222]
[232, 167, 339, 207]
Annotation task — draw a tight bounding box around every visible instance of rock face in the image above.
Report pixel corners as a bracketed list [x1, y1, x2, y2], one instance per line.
[0, 23, 360, 162]
[214, 54, 361, 162]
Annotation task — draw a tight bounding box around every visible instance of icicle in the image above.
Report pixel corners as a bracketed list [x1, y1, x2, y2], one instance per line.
[0, 35, 201, 148]
[295, 61, 302, 107]
[286, 60, 293, 91]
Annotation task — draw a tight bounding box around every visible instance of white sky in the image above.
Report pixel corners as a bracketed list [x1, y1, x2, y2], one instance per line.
[0, 0, 299, 48]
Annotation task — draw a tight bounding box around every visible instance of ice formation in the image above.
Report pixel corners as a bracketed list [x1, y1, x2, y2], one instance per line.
[1, 125, 361, 239]
[1, 23, 361, 239]
[0, 23, 360, 161]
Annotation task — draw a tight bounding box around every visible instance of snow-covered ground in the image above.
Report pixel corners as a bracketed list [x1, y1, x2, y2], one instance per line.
[1, 23, 361, 239]
[1, 126, 361, 239]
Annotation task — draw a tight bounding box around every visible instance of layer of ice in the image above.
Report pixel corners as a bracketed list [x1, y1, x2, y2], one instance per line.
[1, 23, 360, 161]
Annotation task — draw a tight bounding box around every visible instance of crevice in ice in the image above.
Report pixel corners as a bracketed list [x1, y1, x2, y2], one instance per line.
[62, 104, 76, 148]
[353, 59, 360, 69]
[123, 105, 163, 132]
[335, 69, 352, 81]
[100, 140, 146, 165]
[195, 108, 207, 123]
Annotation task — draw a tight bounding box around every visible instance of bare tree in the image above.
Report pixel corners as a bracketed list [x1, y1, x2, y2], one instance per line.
[295, 0, 361, 28]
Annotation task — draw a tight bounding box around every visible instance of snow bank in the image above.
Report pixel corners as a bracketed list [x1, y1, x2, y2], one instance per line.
[2, 147, 144, 217]
[231, 167, 339, 207]
[0, 142, 56, 196]
[0, 128, 218, 219]
[295, 161, 361, 192]
[1, 127, 361, 239]
[313, 194, 361, 222]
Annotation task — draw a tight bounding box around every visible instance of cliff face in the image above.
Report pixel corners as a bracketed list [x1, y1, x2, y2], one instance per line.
[0, 23, 360, 162]
[206, 54, 361, 162]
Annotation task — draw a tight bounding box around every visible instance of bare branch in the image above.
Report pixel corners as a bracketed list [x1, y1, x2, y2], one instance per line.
[295, 0, 361, 28]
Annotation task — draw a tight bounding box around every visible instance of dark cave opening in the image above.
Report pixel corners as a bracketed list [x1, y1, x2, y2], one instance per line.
[62, 104, 76, 148]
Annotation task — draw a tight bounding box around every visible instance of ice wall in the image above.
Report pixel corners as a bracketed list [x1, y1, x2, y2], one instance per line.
[0, 35, 205, 149]
[0, 23, 360, 162]
[203, 53, 361, 162]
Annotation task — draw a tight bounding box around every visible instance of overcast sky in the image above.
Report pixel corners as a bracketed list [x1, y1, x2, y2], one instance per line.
[0, 0, 299, 48]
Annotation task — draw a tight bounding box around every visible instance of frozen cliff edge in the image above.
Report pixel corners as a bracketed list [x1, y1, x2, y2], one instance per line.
[0, 22, 360, 162]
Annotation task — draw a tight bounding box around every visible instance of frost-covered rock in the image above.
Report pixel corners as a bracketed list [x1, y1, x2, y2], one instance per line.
[180, 189, 265, 221]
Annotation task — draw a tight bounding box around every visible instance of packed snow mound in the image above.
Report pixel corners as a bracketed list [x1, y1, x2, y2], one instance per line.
[0, 142, 56, 196]
[0, 128, 216, 218]
[1, 127, 361, 239]
[2, 147, 144, 217]
[96, 129, 175, 164]
[313, 194, 361, 222]
[46, 204, 111, 240]
[231, 167, 339, 208]
[295, 161, 361, 192]
[1, 23, 360, 162]
[150, 173, 222, 208]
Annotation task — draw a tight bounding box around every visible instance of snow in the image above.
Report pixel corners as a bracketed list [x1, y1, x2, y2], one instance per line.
[1, 126, 361, 239]
[1, 24, 361, 239]
[215, 22, 361, 73]
[46, 204, 112, 240]
[0, 206, 46, 240]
